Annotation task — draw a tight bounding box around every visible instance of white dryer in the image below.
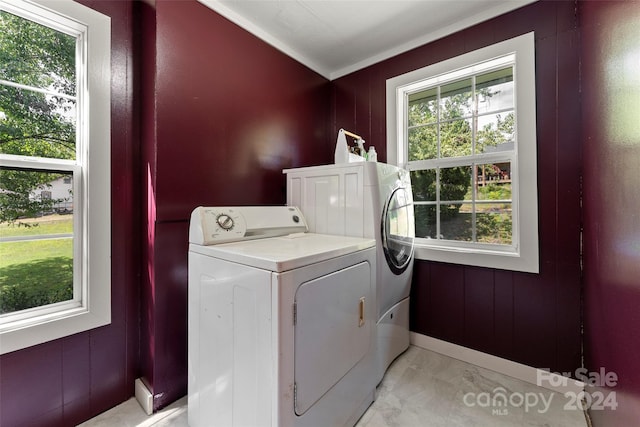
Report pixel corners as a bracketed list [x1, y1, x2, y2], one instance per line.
[188, 206, 377, 427]
[284, 162, 415, 384]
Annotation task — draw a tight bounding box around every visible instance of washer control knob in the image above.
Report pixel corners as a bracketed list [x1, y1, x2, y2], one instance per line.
[216, 214, 234, 230]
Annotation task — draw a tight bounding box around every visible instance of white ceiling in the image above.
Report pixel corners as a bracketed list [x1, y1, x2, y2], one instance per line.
[198, 0, 536, 80]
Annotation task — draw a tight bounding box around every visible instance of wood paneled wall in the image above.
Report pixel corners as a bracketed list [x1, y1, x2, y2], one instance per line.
[0, 1, 140, 425]
[330, 0, 582, 374]
[581, 0, 640, 424]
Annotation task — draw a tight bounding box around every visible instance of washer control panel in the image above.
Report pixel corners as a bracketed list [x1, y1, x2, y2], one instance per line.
[189, 206, 308, 245]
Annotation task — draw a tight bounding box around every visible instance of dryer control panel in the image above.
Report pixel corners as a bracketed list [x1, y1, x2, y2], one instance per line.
[189, 206, 308, 245]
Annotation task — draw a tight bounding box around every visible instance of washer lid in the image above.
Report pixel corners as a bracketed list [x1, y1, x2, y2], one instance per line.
[189, 233, 375, 272]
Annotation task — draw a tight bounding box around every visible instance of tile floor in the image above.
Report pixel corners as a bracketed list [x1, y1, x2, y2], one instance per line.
[80, 345, 589, 427]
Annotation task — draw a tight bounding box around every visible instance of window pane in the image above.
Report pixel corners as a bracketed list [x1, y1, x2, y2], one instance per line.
[441, 118, 472, 157]
[476, 67, 513, 114]
[440, 78, 472, 120]
[408, 87, 437, 126]
[0, 168, 74, 315]
[440, 203, 472, 241]
[0, 85, 76, 159]
[440, 166, 472, 202]
[414, 204, 436, 239]
[475, 163, 512, 196]
[410, 169, 436, 202]
[0, 11, 77, 96]
[476, 112, 515, 154]
[408, 124, 437, 160]
[476, 203, 512, 245]
[0, 11, 77, 161]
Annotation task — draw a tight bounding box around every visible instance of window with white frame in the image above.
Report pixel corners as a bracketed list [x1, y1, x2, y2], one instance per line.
[387, 33, 539, 273]
[0, 0, 111, 354]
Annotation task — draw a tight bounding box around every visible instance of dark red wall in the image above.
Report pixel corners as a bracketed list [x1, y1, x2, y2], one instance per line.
[581, 1, 640, 424]
[139, 0, 331, 410]
[6, 0, 640, 425]
[0, 1, 140, 426]
[331, 0, 582, 373]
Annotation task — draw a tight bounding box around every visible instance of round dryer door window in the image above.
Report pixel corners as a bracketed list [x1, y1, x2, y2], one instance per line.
[382, 187, 415, 274]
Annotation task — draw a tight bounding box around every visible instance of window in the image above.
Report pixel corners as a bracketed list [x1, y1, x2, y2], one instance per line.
[0, 0, 110, 354]
[387, 33, 538, 273]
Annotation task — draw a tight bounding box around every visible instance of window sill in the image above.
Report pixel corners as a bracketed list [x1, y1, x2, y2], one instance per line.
[414, 242, 539, 273]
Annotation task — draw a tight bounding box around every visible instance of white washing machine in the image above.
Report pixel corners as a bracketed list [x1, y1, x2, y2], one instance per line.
[188, 206, 377, 427]
[284, 162, 415, 384]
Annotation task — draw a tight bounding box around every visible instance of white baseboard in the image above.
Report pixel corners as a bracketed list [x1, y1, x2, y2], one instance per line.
[410, 332, 584, 395]
[135, 378, 154, 415]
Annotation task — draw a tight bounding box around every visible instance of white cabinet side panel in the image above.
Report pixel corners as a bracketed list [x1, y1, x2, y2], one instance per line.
[188, 253, 272, 427]
[285, 164, 365, 237]
[344, 170, 364, 237]
[288, 176, 302, 209]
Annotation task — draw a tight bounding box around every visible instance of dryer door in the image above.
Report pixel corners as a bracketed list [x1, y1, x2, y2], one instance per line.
[382, 186, 415, 274]
[294, 261, 372, 416]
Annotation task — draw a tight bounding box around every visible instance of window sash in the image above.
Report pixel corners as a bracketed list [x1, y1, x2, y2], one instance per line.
[396, 54, 515, 166]
[0, 162, 84, 329]
[403, 62, 518, 250]
[0, 4, 85, 323]
[410, 157, 517, 251]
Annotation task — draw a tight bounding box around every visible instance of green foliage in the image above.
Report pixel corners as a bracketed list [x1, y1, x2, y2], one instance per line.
[477, 183, 512, 200]
[0, 257, 73, 314]
[0, 10, 76, 224]
[0, 11, 75, 93]
[0, 230, 73, 314]
[408, 91, 476, 160]
[477, 207, 513, 244]
[0, 215, 72, 237]
[410, 170, 436, 201]
[408, 86, 514, 162]
[440, 167, 472, 203]
[0, 170, 68, 226]
[477, 112, 514, 153]
[411, 167, 473, 239]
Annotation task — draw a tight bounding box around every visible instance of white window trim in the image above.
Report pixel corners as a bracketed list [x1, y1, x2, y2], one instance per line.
[386, 32, 539, 273]
[0, 0, 111, 354]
